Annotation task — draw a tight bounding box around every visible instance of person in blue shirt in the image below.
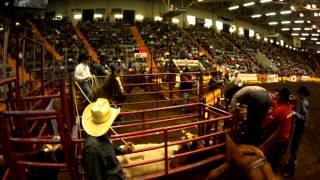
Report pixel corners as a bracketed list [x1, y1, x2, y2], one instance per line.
[283, 85, 310, 177]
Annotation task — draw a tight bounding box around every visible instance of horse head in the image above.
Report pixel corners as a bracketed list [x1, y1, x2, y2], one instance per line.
[93, 74, 125, 102]
[207, 133, 277, 180]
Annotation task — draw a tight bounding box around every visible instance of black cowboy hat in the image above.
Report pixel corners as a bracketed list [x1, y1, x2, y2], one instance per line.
[296, 85, 310, 97]
[279, 88, 291, 102]
[77, 54, 89, 63]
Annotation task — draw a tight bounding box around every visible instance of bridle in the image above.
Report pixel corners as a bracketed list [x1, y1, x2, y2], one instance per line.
[240, 148, 269, 178]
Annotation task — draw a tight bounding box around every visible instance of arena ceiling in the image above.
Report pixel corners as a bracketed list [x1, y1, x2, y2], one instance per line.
[168, 0, 320, 50]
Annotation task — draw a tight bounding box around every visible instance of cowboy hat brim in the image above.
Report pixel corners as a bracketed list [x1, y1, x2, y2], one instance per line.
[82, 103, 120, 137]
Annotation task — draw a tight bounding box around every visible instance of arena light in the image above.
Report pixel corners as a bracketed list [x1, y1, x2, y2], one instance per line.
[249, 29, 255, 37]
[281, 28, 290, 31]
[294, 20, 304, 24]
[229, 25, 237, 33]
[243, 2, 255, 7]
[307, 21, 311, 24]
[251, 14, 262, 18]
[55, 15, 63, 20]
[291, 33, 299, 36]
[306, 4, 311, 9]
[314, 13, 319, 17]
[285, 45, 289, 48]
[172, 18, 180, 24]
[304, 28, 312, 31]
[135, 15, 144, 21]
[301, 33, 309, 36]
[312, 25, 317, 29]
[276, 41, 280, 45]
[299, 37, 306, 40]
[280, 10, 291, 15]
[204, 19, 213, 28]
[264, 37, 268, 42]
[256, 33, 261, 40]
[268, 21, 278, 25]
[15, 22, 20, 26]
[312, 4, 317, 9]
[266, 12, 276, 16]
[290, 6, 296, 10]
[228, 5, 239, 10]
[300, 13, 304, 17]
[280, 40, 284, 46]
[0, 27, 3, 31]
[316, 42, 320, 44]
[317, 51, 320, 54]
[94, 14, 103, 19]
[318, 30, 320, 32]
[281, 21, 291, 24]
[270, 39, 274, 43]
[260, 0, 272, 3]
[114, 14, 123, 19]
[73, 14, 82, 20]
[311, 38, 318, 41]
[216, 21, 223, 30]
[292, 28, 301, 31]
[187, 15, 196, 25]
[312, 34, 319, 36]
[154, 16, 163, 21]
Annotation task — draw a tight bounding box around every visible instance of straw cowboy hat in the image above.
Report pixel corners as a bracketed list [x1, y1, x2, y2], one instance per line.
[82, 98, 120, 137]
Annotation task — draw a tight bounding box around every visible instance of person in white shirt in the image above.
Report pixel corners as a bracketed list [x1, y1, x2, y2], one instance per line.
[232, 71, 243, 88]
[75, 54, 94, 101]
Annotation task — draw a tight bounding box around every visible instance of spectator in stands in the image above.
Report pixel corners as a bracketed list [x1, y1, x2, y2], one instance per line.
[262, 88, 293, 173]
[74, 54, 95, 101]
[284, 85, 310, 177]
[231, 71, 242, 87]
[82, 98, 133, 180]
[231, 86, 272, 145]
[180, 67, 193, 113]
[92, 61, 107, 76]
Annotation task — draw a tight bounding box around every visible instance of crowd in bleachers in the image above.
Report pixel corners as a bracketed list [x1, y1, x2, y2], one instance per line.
[33, 18, 88, 59]
[186, 25, 269, 73]
[79, 20, 138, 62]
[136, 20, 203, 72]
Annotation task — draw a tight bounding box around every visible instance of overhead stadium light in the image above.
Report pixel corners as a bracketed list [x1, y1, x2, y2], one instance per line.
[268, 21, 278, 25]
[306, 4, 311, 9]
[312, 34, 319, 36]
[172, 18, 180, 24]
[318, 30, 320, 32]
[94, 14, 103, 19]
[251, 14, 262, 18]
[290, 6, 296, 10]
[281, 21, 291, 24]
[266, 12, 276, 16]
[243, 2, 255, 7]
[314, 13, 319, 17]
[260, 0, 272, 3]
[135, 15, 144, 21]
[300, 13, 304, 17]
[301, 33, 309, 36]
[294, 20, 304, 24]
[316, 42, 320, 44]
[312, 25, 317, 29]
[281, 28, 290, 31]
[228, 5, 239, 10]
[300, 37, 306, 40]
[311, 38, 318, 41]
[73, 14, 82, 20]
[280, 10, 291, 15]
[312, 4, 317, 9]
[268, 21, 278, 26]
[0, 27, 3, 31]
[291, 33, 299, 36]
[292, 28, 301, 31]
[304, 28, 312, 31]
[264, 37, 268, 42]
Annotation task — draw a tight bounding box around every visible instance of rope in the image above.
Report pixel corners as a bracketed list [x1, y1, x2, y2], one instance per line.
[72, 83, 82, 142]
[110, 127, 128, 145]
[74, 81, 92, 104]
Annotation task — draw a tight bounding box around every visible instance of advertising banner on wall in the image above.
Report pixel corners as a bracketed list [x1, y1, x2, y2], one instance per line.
[239, 74, 258, 81]
[267, 74, 279, 83]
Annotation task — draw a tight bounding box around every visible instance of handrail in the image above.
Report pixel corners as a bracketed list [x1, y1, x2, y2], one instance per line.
[0, 77, 17, 86]
[3, 110, 56, 116]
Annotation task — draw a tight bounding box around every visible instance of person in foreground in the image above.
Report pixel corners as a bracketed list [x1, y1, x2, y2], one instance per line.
[231, 86, 272, 145]
[262, 88, 293, 173]
[283, 85, 310, 177]
[82, 98, 133, 180]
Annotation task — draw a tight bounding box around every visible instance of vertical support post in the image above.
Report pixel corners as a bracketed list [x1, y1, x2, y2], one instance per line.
[40, 47, 45, 95]
[60, 79, 71, 130]
[16, 36, 23, 110]
[164, 129, 168, 175]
